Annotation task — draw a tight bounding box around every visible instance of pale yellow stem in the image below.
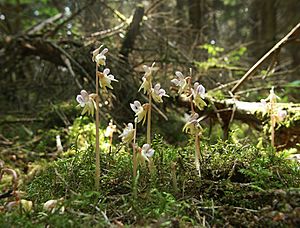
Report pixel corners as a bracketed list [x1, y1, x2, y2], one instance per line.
[271, 114, 275, 147]
[147, 93, 152, 145]
[133, 121, 137, 178]
[189, 70, 201, 177]
[95, 64, 100, 189]
[195, 134, 201, 177]
[270, 101, 275, 148]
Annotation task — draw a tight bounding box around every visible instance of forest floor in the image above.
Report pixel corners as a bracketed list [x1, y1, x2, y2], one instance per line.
[0, 113, 300, 227]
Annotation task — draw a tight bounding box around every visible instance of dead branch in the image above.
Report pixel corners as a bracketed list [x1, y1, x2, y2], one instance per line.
[231, 22, 300, 93]
[120, 6, 145, 61]
[0, 117, 43, 125]
[26, 13, 63, 35]
[45, 0, 96, 38]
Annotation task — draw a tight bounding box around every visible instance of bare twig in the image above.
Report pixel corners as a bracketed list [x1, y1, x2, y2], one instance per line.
[231, 22, 300, 93]
[45, 0, 96, 38]
[26, 13, 63, 35]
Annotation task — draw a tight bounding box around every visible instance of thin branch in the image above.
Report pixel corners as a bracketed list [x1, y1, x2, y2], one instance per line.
[45, 0, 96, 38]
[231, 22, 300, 93]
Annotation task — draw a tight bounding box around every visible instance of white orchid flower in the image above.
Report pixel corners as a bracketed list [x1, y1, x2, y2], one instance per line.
[139, 62, 156, 94]
[97, 68, 118, 91]
[151, 83, 169, 103]
[192, 82, 206, 110]
[183, 113, 202, 135]
[140, 143, 155, 162]
[260, 99, 268, 114]
[266, 87, 280, 103]
[105, 120, 117, 137]
[76, 90, 96, 116]
[5, 199, 33, 212]
[143, 62, 156, 79]
[92, 47, 108, 66]
[43, 198, 64, 214]
[171, 71, 188, 94]
[130, 100, 148, 125]
[275, 109, 287, 122]
[119, 123, 135, 143]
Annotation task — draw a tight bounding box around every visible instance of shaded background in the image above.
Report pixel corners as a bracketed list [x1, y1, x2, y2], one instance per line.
[1, 0, 300, 147]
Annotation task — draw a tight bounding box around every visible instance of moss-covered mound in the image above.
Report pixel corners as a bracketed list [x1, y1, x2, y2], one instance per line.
[1, 136, 299, 227]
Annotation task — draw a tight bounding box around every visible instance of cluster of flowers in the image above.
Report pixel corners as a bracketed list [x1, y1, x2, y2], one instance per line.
[171, 71, 206, 176]
[261, 87, 287, 123]
[171, 71, 206, 136]
[75, 45, 287, 180]
[260, 87, 288, 146]
[119, 63, 168, 164]
[76, 53, 207, 175]
[76, 47, 118, 115]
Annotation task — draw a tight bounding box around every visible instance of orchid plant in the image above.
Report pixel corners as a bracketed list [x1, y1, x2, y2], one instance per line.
[76, 45, 118, 189]
[104, 119, 117, 150]
[119, 121, 138, 179]
[138, 62, 168, 145]
[119, 118, 155, 198]
[0, 161, 33, 212]
[171, 70, 206, 177]
[118, 62, 168, 187]
[261, 87, 287, 147]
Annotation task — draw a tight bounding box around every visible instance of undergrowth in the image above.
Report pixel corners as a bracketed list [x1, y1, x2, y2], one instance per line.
[1, 132, 299, 227]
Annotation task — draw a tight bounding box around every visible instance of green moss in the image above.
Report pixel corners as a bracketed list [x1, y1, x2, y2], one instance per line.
[2, 137, 300, 227]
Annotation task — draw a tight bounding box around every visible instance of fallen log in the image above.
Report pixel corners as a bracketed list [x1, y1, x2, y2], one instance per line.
[178, 96, 300, 149]
[210, 98, 300, 149]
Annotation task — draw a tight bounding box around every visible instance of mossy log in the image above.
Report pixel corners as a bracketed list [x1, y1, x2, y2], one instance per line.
[209, 98, 300, 149]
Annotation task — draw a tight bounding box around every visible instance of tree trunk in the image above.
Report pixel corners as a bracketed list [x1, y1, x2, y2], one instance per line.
[260, 0, 277, 46]
[188, 0, 204, 31]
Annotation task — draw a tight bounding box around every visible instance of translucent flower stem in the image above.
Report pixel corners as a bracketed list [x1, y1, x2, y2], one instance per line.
[132, 121, 137, 178]
[189, 68, 201, 177]
[132, 121, 138, 199]
[271, 114, 275, 147]
[109, 134, 113, 153]
[189, 68, 195, 114]
[195, 134, 201, 177]
[270, 100, 275, 147]
[147, 93, 152, 145]
[95, 64, 100, 189]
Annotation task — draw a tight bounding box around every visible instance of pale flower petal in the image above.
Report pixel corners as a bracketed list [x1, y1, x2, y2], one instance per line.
[119, 123, 135, 143]
[130, 100, 141, 113]
[98, 68, 118, 90]
[175, 71, 184, 79]
[151, 83, 168, 103]
[76, 90, 95, 116]
[76, 95, 85, 107]
[171, 71, 188, 94]
[139, 63, 156, 94]
[171, 78, 180, 86]
[277, 109, 287, 122]
[183, 113, 202, 135]
[192, 82, 206, 110]
[93, 47, 108, 66]
[146, 148, 155, 158]
[80, 90, 89, 102]
[99, 48, 108, 56]
[141, 143, 155, 162]
[103, 68, 110, 75]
